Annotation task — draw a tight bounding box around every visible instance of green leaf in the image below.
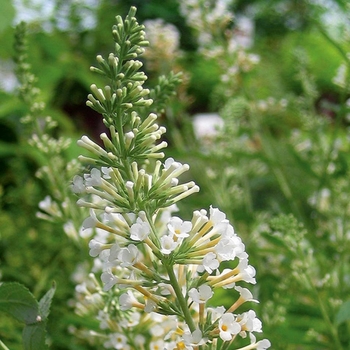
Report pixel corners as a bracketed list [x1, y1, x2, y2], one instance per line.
[0, 282, 39, 324]
[335, 300, 350, 325]
[38, 282, 56, 320]
[22, 322, 48, 350]
[0, 96, 23, 118]
[0, 2, 15, 33]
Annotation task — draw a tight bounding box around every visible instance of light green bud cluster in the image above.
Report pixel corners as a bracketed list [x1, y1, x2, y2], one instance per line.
[14, 21, 87, 241]
[29, 134, 71, 155]
[87, 7, 152, 131]
[77, 111, 167, 167]
[149, 71, 183, 113]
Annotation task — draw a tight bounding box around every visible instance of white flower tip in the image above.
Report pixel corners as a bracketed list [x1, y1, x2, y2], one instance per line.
[80, 135, 90, 142]
[105, 206, 113, 213]
[126, 181, 134, 189]
[193, 185, 200, 192]
[125, 131, 135, 139]
[76, 199, 86, 206]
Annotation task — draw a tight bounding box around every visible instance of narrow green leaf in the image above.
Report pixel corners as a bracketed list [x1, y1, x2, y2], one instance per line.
[0, 142, 20, 157]
[260, 231, 288, 248]
[0, 1, 15, 33]
[23, 322, 48, 350]
[0, 96, 23, 118]
[38, 282, 56, 320]
[0, 340, 10, 350]
[335, 300, 350, 325]
[0, 282, 39, 324]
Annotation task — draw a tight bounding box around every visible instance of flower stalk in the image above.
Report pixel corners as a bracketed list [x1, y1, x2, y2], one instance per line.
[165, 263, 196, 333]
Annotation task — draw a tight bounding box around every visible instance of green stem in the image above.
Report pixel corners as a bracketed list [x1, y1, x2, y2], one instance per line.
[313, 16, 350, 201]
[315, 101, 344, 205]
[315, 291, 343, 350]
[241, 166, 253, 215]
[165, 263, 196, 332]
[338, 212, 348, 293]
[316, 21, 350, 65]
[116, 107, 126, 156]
[145, 211, 161, 250]
[300, 248, 344, 349]
[259, 128, 304, 222]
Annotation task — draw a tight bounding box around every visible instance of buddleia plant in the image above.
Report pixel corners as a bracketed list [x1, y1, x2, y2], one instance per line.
[72, 7, 270, 350]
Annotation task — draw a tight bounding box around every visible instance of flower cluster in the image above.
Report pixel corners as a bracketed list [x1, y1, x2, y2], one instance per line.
[72, 7, 270, 349]
[72, 205, 270, 349]
[179, 0, 259, 97]
[73, 156, 199, 214]
[143, 19, 182, 73]
[14, 21, 85, 241]
[179, 0, 233, 47]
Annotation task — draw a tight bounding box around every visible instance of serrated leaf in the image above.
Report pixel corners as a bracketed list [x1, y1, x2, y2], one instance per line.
[23, 322, 48, 350]
[0, 282, 39, 324]
[335, 300, 350, 325]
[38, 282, 56, 320]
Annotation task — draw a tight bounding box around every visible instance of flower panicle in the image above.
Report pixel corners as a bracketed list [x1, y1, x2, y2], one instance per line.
[72, 5, 270, 350]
